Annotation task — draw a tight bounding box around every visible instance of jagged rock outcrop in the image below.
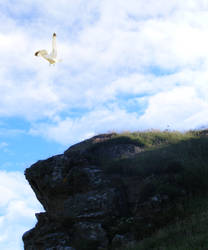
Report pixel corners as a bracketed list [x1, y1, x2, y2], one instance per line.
[23, 133, 186, 250]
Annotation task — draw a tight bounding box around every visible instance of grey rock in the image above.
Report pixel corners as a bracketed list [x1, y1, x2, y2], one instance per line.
[23, 133, 186, 249]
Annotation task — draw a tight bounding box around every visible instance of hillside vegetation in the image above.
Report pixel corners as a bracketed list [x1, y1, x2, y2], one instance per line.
[24, 129, 208, 250]
[84, 129, 208, 195]
[82, 129, 208, 249]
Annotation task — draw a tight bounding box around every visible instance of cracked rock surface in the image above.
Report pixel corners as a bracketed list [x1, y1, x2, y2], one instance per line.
[23, 133, 185, 249]
[23, 134, 133, 250]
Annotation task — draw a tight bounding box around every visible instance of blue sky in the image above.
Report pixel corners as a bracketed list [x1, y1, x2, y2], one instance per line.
[1, 0, 208, 249]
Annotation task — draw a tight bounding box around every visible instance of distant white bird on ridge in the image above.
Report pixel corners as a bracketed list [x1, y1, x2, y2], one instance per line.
[35, 33, 61, 65]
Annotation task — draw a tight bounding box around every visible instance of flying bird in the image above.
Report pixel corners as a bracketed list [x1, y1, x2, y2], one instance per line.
[35, 33, 61, 65]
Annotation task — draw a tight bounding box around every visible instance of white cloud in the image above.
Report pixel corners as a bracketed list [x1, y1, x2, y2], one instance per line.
[29, 105, 141, 145]
[139, 86, 208, 130]
[0, 2, 208, 131]
[0, 171, 43, 250]
[0, 0, 200, 144]
[0, 0, 208, 125]
[30, 84, 208, 144]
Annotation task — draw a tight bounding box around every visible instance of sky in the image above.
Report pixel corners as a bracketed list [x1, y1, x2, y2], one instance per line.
[1, 0, 208, 249]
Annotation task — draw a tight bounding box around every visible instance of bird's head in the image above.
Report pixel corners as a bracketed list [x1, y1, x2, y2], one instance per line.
[53, 33, 56, 37]
[34, 51, 39, 56]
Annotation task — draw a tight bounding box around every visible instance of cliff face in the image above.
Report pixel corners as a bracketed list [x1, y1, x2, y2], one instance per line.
[23, 133, 188, 250]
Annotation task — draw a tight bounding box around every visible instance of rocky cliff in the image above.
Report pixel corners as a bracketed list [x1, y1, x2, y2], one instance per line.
[23, 131, 204, 250]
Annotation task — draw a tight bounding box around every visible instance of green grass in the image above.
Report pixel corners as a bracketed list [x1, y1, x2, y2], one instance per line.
[96, 129, 208, 250]
[67, 129, 208, 249]
[78, 129, 208, 200]
[81, 130, 197, 165]
[118, 130, 196, 148]
[101, 131, 208, 195]
[121, 195, 208, 250]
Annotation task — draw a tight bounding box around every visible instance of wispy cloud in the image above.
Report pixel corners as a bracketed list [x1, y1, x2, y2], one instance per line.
[0, 142, 8, 149]
[29, 104, 141, 145]
[0, 171, 43, 250]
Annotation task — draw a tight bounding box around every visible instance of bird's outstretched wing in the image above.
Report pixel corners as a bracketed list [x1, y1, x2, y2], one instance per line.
[35, 50, 49, 58]
[50, 33, 57, 58]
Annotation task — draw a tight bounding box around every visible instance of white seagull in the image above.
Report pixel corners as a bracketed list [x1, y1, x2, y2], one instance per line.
[35, 33, 61, 65]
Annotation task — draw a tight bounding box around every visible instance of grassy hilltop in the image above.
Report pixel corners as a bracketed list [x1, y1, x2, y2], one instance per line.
[79, 129, 208, 250]
[25, 129, 208, 250]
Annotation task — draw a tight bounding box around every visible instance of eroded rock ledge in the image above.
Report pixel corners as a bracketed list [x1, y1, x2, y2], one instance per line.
[23, 133, 186, 250]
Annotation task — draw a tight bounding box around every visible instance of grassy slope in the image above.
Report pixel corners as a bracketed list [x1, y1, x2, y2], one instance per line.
[102, 130, 208, 195]
[111, 130, 208, 250]
[86, 129, 208, 250]
[123, 195, 208, 250]
[69, 129, 208, 249]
